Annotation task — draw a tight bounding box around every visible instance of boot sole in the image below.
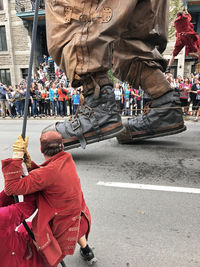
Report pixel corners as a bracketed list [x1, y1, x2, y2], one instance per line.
[117, 124, 187, 144]
[63, 121, 124, 150]
[80, 255, 98, 265]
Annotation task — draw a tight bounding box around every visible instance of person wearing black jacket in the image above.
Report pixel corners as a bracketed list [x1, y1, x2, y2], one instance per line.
[191, 77, 200, 116]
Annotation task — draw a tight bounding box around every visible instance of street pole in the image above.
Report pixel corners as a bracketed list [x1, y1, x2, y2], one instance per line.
[21, 0, 40, 139]
[13, 1, 67, 266]
[13, 0, 40, 240]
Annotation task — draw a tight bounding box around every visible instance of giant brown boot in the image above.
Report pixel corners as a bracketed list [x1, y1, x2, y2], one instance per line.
[117, 66, 186, 143]
[43, 78, 123, 150]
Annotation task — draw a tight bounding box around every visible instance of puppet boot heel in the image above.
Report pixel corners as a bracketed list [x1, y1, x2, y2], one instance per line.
[117, 90, 186, 143]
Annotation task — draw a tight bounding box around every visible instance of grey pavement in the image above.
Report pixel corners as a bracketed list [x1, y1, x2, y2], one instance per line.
[0, 120, 200, 267]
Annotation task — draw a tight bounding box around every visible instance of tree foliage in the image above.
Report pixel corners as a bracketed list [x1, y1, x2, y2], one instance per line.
[108, 69, 114, 83]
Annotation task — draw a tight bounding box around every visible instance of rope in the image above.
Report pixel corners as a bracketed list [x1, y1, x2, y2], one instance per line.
[1, 101, 200, 114]
[183, 0, 188, 11]
[122, 105, 199, 112]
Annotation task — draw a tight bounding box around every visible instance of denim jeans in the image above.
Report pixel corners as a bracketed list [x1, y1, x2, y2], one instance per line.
[63, 101, 67, 116]
[73, 104, 79, 114]
[56, 99, 59, 115]
[124, 98, 130, 116]
[32, 99, 38, 116]
[50, 100, 56, 115]
[15, 100, 24, 116]
[59, 101, 64, 116]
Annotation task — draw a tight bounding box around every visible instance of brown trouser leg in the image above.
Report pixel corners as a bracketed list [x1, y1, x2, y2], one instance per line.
[46, 0, 170, 97]
[113, 0, 171, 99]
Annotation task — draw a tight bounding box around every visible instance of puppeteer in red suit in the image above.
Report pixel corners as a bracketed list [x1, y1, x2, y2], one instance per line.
[2, 132, 96, 266]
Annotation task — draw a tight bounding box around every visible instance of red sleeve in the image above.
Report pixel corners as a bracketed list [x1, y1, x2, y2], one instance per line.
[57, 88, 61, 96]
[189, 22, 194, 30]
[0, 201, 36, 230]
[28, 161, 40, 172]
[1, 158, 23, 180]
[0, 190, 15, 207]
[2, 158, 56, 196]
[185, 13, 192, 22]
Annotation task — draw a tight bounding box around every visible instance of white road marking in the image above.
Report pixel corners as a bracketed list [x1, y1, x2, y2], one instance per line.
[97, 181, 200, 194]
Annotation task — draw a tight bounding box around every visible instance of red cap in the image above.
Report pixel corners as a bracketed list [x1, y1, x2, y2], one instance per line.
[40, 131, 63, 153]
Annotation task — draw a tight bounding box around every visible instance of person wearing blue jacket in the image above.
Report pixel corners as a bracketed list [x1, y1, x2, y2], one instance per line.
[72, 89, 80, 114]
[49, 83, 56, 116]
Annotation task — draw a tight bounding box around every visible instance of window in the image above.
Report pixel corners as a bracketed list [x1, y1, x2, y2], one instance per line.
[0, 0, 3, 10]
[0, 69, 11, 86]
[21, 68, 28, 80]
[0, 26, 7, 51]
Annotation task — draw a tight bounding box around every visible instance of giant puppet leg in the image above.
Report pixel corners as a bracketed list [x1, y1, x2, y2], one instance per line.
[114, 0, 186, 143]
[44, 0, 139, 149]
[45, 0, 185, 149]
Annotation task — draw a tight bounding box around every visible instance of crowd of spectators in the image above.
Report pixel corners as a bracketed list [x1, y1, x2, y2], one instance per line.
[113, 73, 200, 121]
[0, 78, 83, 119]
[0, 54, 85, 119]
[165, 72, 200, 121]
[0, 57, 200, 121]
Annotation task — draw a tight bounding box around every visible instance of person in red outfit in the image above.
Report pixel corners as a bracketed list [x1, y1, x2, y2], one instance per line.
[2, 133, 96, 266]
[0, 190, 45, 267]
[168, 11, 200, 68]
[57, 83, 68, 117]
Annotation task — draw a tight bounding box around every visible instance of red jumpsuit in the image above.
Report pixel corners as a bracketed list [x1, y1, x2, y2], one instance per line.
[173, 13, 200, 58]
[0, 190, 44, 267]
[2, 151, 91, 266]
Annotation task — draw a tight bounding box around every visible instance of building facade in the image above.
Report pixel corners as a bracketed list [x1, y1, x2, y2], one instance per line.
[0, 0, 46, 86]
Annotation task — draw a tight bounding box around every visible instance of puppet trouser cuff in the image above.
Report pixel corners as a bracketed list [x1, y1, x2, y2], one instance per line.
[72, 72, 113, 97]
[141, 65, 172, 99]
[124, 61, 171, 99]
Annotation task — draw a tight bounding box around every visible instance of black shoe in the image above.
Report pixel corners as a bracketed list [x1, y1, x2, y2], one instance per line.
[117, 90, 186, 143]
[80, 246, 97, 265]
[42, 85, 123, 150]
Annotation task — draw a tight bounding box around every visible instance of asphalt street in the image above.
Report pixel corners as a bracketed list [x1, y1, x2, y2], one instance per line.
[0, 119, 199, 267]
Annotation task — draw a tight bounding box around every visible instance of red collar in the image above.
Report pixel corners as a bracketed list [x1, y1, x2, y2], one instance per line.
[40, 151, 67, 167]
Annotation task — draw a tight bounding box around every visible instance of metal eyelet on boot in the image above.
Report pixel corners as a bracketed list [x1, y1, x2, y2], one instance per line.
[71, 118, 81, 131]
